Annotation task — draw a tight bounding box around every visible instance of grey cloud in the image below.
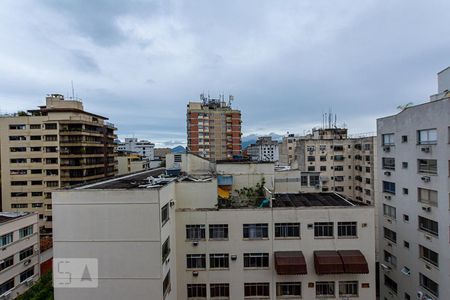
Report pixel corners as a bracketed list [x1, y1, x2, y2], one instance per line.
[70, 50, 100, 73]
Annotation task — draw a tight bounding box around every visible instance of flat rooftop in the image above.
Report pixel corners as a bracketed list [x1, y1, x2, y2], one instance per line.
[273, 193, 365, 207]
[0, 212, 31, 224]
[78, 168, 167, 190]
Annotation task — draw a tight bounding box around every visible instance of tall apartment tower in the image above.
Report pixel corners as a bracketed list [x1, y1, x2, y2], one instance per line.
[187, 94, 241, 161]
[377, 67, 450, 300]
[0, 94, 117, 233]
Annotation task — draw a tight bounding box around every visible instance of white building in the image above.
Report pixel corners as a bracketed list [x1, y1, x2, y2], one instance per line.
[377, 67, 450, 300]
[117, 138, 155, 160]
[53, 154, 376, 300]
[0, 212, 39, 299]
[246, 136, 280, 162]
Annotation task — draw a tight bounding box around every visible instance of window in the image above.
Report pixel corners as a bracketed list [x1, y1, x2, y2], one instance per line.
[9, 124, 26, 130]
[9, 135, 26, 141]
[274, 223, 300, 238]
[163, 271, 171, 298]
[243, 253, 269, 268]
[382, 134, 394, 146]
[30, 147, 41, 152]
[186, 254, 206, 269]
[384, 250, 397, 268]
[209, 254, 229, 269]
[31, 169, 42, 174]
[210, 283, 229, 298]
[404, 241, 410, 249]
[244, 283, 269, 297]
[339, 281, 358, 297]
[308, 166, 316, 171]
[320, 166, 326, 171]
[418, 216, 438, 236]
[383, 227, 397, 243]
[419, 245, 438, 267]
[418, 159, 437, 174]
[334, 155, 344, 161]
[0, 278, 14, 295]
[418, 129, 437, 145]
[10, 169, 27, 175]
[11, 204, 28, 209]
[403, 214, 409, 222]
[276, 282, 301, 297]
[44, 123, 57, 130]
[320, 156, 326, 161]
[314, 222, 333, 238]
[209, 224, 228, 240]
[30, 135, 41, 140]
[382, 157, 395, 170]
[316, 281, 335, 297]
[401, 135, 408, 143]
[10, 147, 26, 152]
[174, 154, 182, 163]
[334, 165, 344, 171]
[30, 158, 42, 163]
[309, 175, 320, 186]
[11, 192, 27, 197]
[186, 224, 205, 240]
[418, 188, 438, 207]
[419, 273, 439, 297]
[19, 225, 33, 238]
[300, 175, 308, 186]
[243, 224, 268, 239]
[19, 246, 34, 261]
[384, 275, 397, 294]
[10, 158, 27, 164]
[307, 156, 315, 162]
[162, 237, 170, 262]
[0, 256, 13, 271]
[337, 222, 357, 237]
[20, 267, 34, 283]
[161, 204, 169, 226]
[382, 181, 396, 194]
[383, 204, 396, 219]
[187, 284, 207, 298]
[0, 233, 13, 247]
[32, 203, 43, 208]
[46, 181, 59, 187]
[402, 162, 408, 169]
[11, 181, 27, 186]
[403, 188, 409, 195]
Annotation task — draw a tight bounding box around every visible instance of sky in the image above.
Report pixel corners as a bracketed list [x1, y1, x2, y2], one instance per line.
[0, 0, 449, 147]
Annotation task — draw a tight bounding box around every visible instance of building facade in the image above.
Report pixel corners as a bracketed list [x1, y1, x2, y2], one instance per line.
[377, 67, 450, 300]
[116, 153, 150, 175]
[117, 138, 155, 160]
[0, 94, 117, 232]
[279, 133, 301, 166]
[187, 95, 241, 161]
[246, 136, 280, 162]
[53, 155, 376, 300]
[0, 212, 40, 299]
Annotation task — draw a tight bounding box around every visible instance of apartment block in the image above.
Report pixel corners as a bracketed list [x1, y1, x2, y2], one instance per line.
[116, 153, 150, 175]
[187, 94, 241, 161]
[246, 136, 280, 162]
[377, 67, 450, 300]
[0, 94, 117, 232]
[293, 128, 376, 205]
[117, 138, 155, 160]
[0, 212, 40, 299]
[53, 154, 376, 300]
[279, 133, 301, 166]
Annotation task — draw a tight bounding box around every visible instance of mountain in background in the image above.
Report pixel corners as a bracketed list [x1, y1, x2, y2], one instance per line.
[242, 133, 284, 149]
[171, 145, 186, 153]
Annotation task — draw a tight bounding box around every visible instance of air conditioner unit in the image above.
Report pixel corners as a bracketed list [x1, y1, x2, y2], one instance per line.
[383, 146, 390, 152]
[421, 147, 430, 153]
[421, 176, 431, 182]
[384, 171, 391, 176]
[417, 291, 423, 299]
[192, 271, 199, 277]
[422, 205, 431, 212]
[192, 241, 199, 246]
[230, 255, 237, 261]
[23, 259, 31, 266]
[400, 267, 411, 276]
[315, 185, 320, 189]
[380, 263, 391, 272]
[385, 195, 392, 200]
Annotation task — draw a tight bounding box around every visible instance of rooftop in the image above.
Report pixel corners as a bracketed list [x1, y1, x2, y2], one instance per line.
[0, 212, 31, 224]
[273, 193, 365, 207]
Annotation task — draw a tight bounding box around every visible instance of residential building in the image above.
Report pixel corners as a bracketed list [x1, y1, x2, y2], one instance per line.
[53, 154, 376, 300]
[292, 128, 376, 205]
[186, 94, 241, 161]
[279, 133, 301, 166]
[0, 94, 117, 232]
[154, 148, 171, 160]
[377, 67, 450, 300]
[246, 136, 280, 162]
[116, 152, 150, 175]
[117, 138, 155, 160]
[0, 212, 40, 299]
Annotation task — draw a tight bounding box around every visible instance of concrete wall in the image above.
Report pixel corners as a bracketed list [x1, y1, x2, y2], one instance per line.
[216, 162, 275, 191]
[166, 153, 212, 175]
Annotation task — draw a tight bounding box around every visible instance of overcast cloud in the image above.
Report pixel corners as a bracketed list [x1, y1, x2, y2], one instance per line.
[0, 0, 449, 146]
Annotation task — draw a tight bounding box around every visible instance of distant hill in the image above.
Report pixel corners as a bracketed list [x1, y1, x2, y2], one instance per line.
[171, 145, 186, 153]
[242, 133, 283, 149]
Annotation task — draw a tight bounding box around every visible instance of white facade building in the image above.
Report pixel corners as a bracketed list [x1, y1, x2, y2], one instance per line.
[0, 212, 39, 299]
[53, 154, 376, 300]
[377, 67, 450, 300]
[117, 138, 155, 160]
[246, 136, 280, 162]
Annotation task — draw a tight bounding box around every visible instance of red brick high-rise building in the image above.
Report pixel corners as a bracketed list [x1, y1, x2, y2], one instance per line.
[187, 94, 241, 161]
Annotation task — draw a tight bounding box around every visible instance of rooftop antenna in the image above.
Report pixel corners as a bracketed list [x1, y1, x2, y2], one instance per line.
[71, 80, 75, 100]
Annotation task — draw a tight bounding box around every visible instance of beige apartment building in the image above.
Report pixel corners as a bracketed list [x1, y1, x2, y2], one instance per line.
[117, 153, 150, 175]
[187, 94, 242, 161]
[0, 212, 40, 299]
[53, 153, 376, 300]
[377, 67, 450, 300]
[0, 94, 117, 232]
[291, 128, 376, 205]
